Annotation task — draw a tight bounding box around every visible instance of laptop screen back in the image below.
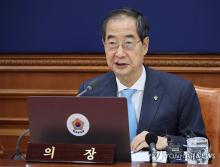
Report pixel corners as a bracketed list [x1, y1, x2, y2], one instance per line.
[27, 96, 131, 162]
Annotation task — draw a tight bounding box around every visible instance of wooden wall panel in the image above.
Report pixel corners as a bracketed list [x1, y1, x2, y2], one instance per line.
[0, 98, 28, 118]
[0, 72, 102, 89]
[0, 54, 220, 158]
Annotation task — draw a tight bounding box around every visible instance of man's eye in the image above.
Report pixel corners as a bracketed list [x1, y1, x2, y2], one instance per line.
[125, 41, 133, 45]
[109, 41, 117, 45]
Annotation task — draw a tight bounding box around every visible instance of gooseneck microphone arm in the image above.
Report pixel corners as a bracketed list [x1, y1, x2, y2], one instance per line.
[12, 129, 30, 160]
[76, 86, 92, 97]
[76, 79, 99, 97]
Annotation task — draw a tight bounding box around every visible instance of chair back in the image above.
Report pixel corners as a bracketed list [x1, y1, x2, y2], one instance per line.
[195, 86, 220, 154]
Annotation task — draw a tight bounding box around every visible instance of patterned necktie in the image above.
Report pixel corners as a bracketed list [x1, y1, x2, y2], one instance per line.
[121, 89, 137, 141]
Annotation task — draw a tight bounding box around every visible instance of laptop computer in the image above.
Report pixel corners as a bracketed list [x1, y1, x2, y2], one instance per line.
[27, 96, 131, 162]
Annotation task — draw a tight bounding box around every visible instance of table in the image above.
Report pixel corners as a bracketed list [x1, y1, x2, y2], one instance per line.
[0, 155, 219, 167]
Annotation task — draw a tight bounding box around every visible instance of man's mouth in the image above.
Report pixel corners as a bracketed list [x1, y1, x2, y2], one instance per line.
[115, 62, 127, 66]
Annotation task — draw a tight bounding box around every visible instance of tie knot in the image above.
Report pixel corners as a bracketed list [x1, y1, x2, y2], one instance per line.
[121, 89, 136, 99]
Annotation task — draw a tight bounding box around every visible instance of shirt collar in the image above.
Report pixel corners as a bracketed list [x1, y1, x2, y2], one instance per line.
[116, 65, 146, 93]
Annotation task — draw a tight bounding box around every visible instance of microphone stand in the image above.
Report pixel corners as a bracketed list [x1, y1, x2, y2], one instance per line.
[12, 129, 30, 160]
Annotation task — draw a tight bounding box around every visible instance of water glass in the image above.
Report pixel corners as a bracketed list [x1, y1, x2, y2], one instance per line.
[186, 137, 209, 164]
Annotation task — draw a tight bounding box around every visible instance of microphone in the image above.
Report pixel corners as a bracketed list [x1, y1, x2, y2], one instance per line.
[145, 133, 158, 163]
[12, 129, 30, 160]
[76, 79, 99, 97]
[182, 129, 196, 139]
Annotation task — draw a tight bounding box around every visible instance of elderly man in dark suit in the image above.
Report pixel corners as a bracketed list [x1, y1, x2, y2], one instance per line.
[78, 8, 205, 153]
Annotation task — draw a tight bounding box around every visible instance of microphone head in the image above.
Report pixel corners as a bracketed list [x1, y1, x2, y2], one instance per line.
[183, 129, 197, 138]
[87, 79, 99, 90]
[145, 133, 158, 145]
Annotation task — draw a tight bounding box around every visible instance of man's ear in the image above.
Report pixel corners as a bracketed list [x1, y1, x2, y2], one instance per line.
[142, 37, 149, 55]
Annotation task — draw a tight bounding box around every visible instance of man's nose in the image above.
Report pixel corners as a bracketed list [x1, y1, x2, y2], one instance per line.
[115, 45, 126, 57]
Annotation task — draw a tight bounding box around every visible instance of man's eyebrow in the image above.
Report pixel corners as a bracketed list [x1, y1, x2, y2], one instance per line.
[106, 34, 135, 40]
[106, 35, 115, 40]
[125, 34, 135, 39]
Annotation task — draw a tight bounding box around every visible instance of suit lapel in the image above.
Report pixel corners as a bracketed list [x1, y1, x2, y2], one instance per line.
[137, 67, 164, 134]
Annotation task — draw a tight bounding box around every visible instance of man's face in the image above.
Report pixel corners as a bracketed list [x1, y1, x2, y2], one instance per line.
[104, 16, 149, 83]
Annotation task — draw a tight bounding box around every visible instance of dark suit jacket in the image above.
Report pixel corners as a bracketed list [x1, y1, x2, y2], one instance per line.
[78, 66, 206, 145]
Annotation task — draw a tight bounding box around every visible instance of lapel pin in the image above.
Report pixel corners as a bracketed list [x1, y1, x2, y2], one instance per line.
[153, 95, 159, 101]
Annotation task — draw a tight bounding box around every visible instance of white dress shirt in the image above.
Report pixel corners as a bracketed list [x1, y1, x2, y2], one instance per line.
[116, 65, 146, 122]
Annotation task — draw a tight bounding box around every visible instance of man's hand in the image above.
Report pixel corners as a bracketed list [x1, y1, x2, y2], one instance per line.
[131, 131, 168, 152]
[131, 131, 148, 152]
